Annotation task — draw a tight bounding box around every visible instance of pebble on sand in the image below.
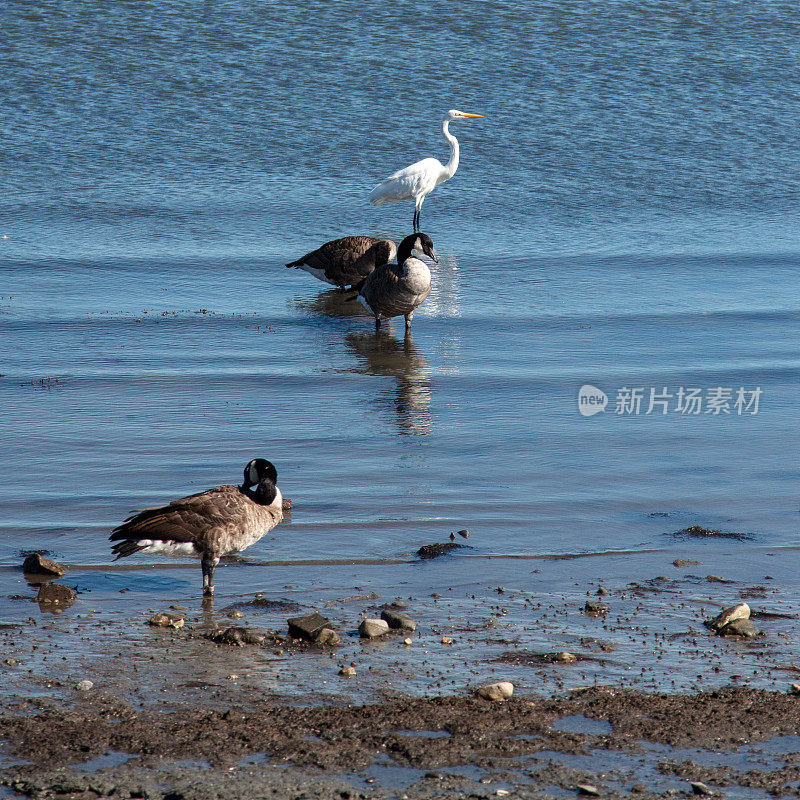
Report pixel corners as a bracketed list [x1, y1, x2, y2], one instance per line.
[441, 636, 453, 645]
[403, 637, 413, 646]
[211, 627, 265, 646]
[339, 666, 356, 677]
[75, 680, 93, 692]
[148, 612, 185, 629]
[789, 683, 800, 695]
[22, 553, 65, 578]
[359, 618, 390, 639]
[690, 781, 713, 796]
[584, 600, 608, 615]
[576, 785, 600, 797]
[704, 602, 750, 632]
[475, 681, 514, 701]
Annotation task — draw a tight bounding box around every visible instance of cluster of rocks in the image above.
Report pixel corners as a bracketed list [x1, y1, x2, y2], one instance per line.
[22, 553, 77, 609]
[704, 602, 762, 638]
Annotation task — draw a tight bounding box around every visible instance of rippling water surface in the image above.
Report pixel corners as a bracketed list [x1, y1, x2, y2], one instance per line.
[1, 0, 799, 611]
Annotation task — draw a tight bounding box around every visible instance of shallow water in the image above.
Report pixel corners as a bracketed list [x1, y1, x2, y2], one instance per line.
[1, 0, 799, 693]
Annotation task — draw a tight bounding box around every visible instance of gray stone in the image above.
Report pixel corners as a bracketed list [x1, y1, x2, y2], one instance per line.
[576, 785, 600, 797]
[718, 618, 761, 638]
[339, 665, 356, 677]
[690, 782, 712, 796]
[287, 612, 331, 641]
[584, 600, 608, 614]
[381, 609, 417, 631]
[705, 602, 750, 631]
[359, 618, 390, 639]
[75, 680, 93, 692]
[475, 681, 514, 701]
[314, 628, 341, 646]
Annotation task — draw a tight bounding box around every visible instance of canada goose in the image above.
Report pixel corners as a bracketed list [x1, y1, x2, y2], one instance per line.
[109, 459, 283, 597]
[286, 236, 397, 290]
[357, 233, 437, 332]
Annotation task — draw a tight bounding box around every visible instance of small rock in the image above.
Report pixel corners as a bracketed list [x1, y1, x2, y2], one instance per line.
[381, 609, 417, 631]
[227, 609, 245, 620]
[496, 791, 510, 797]
[403, 637, 413, 646]
[287, 612, 331, 641]
[673, 559, 701, 567]
[788, 683, 800, 695]
[718, 618, 761, 638]
[576, 785, 600, 797]
[441, 636, 453, 645]
[211, 627, 265, 646]
[4, 658, 19, 666]
[148, 612, 185, 629]
[597, 586, 608, 596]
[314, 628, 341, 646]
[390, 599, 409, 609]
[690, 782, 712, 796]
[705, 602, 750, 631]
[282, 497, 292, 511]
[457, 529, 469, 539]
[37, 583, 76, 605]
[75, 680, 93, 692]
[22, 553, 64, 577]
[475, 681, 513, 701]
[339, 666, 356, 677]
[359, 618, 390, 639]
[555, 651, 578, 663]
[226, 674, 238, 680]
[584, 601, 608, 614]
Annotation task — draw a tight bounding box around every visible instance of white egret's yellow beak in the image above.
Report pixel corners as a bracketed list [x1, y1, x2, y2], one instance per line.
[459, 112, 485, 118]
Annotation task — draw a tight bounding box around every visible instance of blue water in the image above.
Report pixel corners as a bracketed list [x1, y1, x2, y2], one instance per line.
[1, 0, 799, 598]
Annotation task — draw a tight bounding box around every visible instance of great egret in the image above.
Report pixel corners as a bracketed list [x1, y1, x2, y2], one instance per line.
[369, 110, 485, 231]
[110, 459, 283, 597]
[357, 233, 437, 332]
[286, 235, 397, 290]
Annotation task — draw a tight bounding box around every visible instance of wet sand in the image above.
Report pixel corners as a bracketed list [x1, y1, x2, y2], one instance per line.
[2, 552, 800, 799]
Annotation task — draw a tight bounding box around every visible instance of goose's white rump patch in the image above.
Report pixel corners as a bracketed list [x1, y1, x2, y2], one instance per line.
[137, 540, 200, 558]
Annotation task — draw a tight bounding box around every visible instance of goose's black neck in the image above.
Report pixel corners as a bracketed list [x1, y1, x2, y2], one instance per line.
[396, 235, 419, 266]
[241, 480, 278, 506]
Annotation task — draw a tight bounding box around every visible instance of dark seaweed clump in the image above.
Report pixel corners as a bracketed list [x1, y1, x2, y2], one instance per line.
[671, 525, 755, 541]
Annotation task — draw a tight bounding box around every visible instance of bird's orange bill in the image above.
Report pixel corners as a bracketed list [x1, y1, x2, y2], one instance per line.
[461, 113, 485, 118]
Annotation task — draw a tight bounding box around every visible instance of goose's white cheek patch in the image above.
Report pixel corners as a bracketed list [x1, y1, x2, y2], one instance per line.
[138, 540, 200, 558]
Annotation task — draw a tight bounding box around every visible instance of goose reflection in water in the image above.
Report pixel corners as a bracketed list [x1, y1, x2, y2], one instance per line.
[293, 288, 371, 320]
[344, 330, 432, 436]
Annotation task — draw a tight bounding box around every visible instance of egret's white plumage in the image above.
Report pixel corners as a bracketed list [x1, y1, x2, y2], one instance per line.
[369, 109, 485, 231]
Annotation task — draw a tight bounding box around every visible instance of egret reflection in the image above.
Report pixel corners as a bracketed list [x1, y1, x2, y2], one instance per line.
[344, 330, 432, 436]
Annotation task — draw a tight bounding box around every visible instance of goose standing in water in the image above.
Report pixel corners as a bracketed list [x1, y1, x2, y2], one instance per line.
[369, 109, 485, 231]
[109, 459, 283, 597]
[286, 235, 397, 290]
[357, 233, 437, 332]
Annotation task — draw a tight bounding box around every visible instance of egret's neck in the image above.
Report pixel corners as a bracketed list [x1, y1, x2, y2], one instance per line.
[442, 119, 459, 178]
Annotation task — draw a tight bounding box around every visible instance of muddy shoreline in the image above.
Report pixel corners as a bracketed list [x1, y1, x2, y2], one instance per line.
[2, 686, 800, 799]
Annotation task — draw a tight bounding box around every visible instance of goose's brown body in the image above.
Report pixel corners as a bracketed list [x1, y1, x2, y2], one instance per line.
[109, 459, 282, 596]
[287, 236, 397, 289]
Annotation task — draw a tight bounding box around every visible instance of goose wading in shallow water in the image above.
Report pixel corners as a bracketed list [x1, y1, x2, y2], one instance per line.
[356, 233, 437, 332]
[286, 235, 398, 290]
[109, 459, 283, 597]
[369, 109, 485, 231]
